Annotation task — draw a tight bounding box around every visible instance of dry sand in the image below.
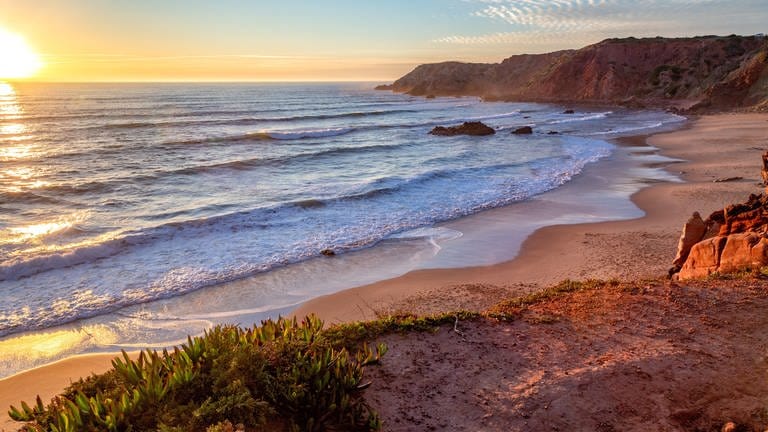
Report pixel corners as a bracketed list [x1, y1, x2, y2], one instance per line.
[1, 113, 767, 431]
[0, 353, 138, 431]
[366, 278, 768, 431]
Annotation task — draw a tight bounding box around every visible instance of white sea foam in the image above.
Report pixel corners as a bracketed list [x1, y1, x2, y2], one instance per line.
[264, 126, 358, 140]
[548, 111, 613, 124]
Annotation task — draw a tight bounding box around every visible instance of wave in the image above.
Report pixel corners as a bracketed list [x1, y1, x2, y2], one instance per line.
[266, 127, 357, 140]
[548, 111, 612, 124]
[10, 142, 416, 202]
[0, 191, 71, 205]
[58, 106, 518, 147]
[585, 114, 687, 136]
[0, 138, 615, 338]
[0, 234, 138, 282]
[20, 100, 440, 125]
[160, 127, 359, 146]
[461, 110, 521, 122]
[0, 156, 561, 283]
[90, 108, 420, 130]
[161, 109, 522, 145]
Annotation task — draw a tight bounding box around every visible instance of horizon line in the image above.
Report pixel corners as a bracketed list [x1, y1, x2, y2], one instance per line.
[0, 79, 397, 84]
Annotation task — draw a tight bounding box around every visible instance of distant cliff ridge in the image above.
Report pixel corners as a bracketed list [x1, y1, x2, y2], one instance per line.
[385, 35, 768, 112]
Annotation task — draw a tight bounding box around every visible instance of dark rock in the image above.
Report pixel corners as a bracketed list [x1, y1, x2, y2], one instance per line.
[429, 121, 496, 136]
[426, 94, 436, 99]
[713, 176, 743, 183]
[547, 131, 559, 135]
[320, 249, 336, 256]
[374, 84, 393, 91]
[512, 126, 533, 135]
[563, 109, 575, 114]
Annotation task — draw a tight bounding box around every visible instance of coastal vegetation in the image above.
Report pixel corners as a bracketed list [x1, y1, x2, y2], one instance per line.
[5, 281, 596, 432]
[9, 316, 387, 432]
[8, 274, 768, 431]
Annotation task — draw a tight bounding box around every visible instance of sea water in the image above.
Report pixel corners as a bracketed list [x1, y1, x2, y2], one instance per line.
[0, 82, 684, 375]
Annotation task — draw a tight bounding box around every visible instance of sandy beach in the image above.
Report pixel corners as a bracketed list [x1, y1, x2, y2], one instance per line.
[2, 113, 767, 431]
[293, 113, 768, 322]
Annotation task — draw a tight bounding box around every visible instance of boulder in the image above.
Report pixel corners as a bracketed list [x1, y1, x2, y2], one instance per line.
[672, 212, 707, 269]
[762, 151, 768, 187]
[512, 126, 533, 135]
[718, 232, 762, 272]
[429, 121, 496, 136]
[719, 194, 768, 236]
[675, 192, 768, 280]
[679, 236, 727, 279]
[563, 109, 575, 114]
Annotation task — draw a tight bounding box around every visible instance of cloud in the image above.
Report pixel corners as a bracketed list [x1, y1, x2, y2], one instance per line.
[436, 0, 763, 47]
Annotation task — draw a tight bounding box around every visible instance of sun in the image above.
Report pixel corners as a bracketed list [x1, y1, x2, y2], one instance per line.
[0, 28, 42, 79]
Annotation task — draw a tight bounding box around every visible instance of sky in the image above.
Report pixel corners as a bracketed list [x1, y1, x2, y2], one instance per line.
[1, 0, 766, 82]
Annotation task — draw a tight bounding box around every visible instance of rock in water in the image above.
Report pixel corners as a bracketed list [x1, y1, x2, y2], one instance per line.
[563, 109, 575, 114]
[429, 121, 496, 136]
[512, 126, 533, 135]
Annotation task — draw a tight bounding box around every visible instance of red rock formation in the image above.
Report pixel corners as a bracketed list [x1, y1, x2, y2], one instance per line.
[389, 35, 768, 112]
[676, 194, 768, 280]
[672, 212, 708, 268]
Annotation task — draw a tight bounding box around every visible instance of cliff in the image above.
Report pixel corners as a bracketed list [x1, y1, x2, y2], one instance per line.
[387, 35, 768, 111]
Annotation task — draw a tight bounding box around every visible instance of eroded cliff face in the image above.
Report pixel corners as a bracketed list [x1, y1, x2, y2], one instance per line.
[389, 36, 768, 111]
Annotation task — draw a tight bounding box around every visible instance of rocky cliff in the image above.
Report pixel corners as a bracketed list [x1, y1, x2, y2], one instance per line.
[387, 35, 768, 111]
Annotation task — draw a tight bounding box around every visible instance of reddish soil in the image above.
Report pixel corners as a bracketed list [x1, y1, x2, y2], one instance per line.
[364, 278, 768, 431]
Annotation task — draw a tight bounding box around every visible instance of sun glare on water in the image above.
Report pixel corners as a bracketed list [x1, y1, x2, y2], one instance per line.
[0, 28, 42, 79]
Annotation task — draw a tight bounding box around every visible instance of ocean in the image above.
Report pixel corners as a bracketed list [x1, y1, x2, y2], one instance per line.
[0, 82, 685, 376]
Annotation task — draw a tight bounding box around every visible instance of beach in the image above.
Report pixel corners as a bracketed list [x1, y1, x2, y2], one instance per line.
[292, 113, 767, 321]
[2, 112, 767, 431]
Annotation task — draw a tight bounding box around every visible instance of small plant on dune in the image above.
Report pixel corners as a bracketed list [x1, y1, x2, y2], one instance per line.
[9, 316, 386, 432]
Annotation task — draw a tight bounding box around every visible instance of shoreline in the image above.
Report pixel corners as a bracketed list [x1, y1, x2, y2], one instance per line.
[291, 113, 767, 321]
[0, 109, 682, 380]
[2, 113, 767, 430]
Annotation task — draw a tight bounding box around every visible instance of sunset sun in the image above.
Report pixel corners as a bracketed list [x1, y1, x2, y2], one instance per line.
[0, 28, 42, 79]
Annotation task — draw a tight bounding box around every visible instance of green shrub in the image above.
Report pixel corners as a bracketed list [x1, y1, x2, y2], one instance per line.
[9, 316, 386, 432]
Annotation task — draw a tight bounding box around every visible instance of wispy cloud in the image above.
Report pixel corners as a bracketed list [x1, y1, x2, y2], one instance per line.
[435, 0, 761, 47]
